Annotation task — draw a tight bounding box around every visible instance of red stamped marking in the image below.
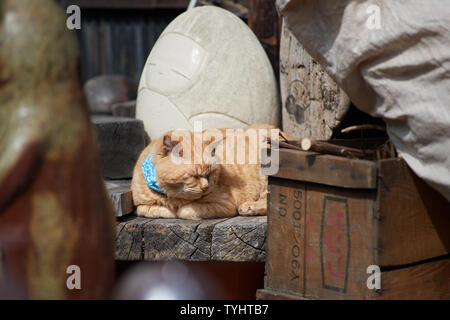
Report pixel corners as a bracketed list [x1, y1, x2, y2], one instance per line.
[321, 197, 350, 293]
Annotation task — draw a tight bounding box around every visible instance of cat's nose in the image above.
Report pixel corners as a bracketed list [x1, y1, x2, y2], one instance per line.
[200, 184, 209, 191]
[199, 178, 209, 191]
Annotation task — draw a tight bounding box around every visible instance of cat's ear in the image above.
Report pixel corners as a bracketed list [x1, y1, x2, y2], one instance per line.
[162, 134, 174, 156]
[209, 139, 223, 159]
[162, 133, 184, 157]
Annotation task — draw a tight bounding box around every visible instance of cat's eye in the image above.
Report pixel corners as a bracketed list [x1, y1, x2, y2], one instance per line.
[204, 173, 211, 180]
[208, 169, 217, 177]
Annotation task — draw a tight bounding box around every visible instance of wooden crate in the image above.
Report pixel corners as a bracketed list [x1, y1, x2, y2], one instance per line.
[258, 148, 450, 300]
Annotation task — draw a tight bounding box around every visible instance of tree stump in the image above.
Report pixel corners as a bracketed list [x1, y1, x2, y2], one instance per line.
[115, 215, 267, 262]
[280, 21, 350, 140]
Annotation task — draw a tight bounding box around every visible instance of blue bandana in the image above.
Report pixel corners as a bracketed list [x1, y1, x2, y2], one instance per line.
[141, 152, 166, 195]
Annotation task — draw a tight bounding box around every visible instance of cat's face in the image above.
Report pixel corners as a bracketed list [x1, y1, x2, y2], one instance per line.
[153, 131, 222, 200]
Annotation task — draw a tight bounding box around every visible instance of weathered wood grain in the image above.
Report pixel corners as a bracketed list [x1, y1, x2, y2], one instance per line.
[115, 216, 149, 260]
[379, 259, 450, 300]
[274, 149, 378, 189]
[280, 20, 350, 140]
[143, 218, 225, 261]
[91, 115, 146, 179]
[211, 216, 267, 262]
[115, 215, 267, 262]
[265, 180, 306, 296]
[260, 259, 450, 300]
[266, 177, 376, 300]
[256, 289, 309, 300]
[377, 159, 450, 266]
[105, 179, 134, 217]
[60, 0, 190, 9]
[303, 183, 376, 300]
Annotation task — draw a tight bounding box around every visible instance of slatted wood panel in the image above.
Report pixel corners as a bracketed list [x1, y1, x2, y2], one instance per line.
[266, 178, 376, 299]
[76, 9, 182, 84]
[58, 1, 277, 87]
[60, 0, 190, 9]
[248, 0, 279, 79]
[56, 1, 185, 83]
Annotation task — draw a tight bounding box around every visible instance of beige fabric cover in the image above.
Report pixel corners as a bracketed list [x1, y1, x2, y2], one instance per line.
[278, 0, 450, 201]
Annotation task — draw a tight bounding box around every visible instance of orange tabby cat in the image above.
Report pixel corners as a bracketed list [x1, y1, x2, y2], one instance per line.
[131, 125, 276, 220]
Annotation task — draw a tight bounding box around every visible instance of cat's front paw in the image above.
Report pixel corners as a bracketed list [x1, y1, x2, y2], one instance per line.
[238, 201, 267, 216]
[137, 205, 176, 218]
[177, 205, 202, 220]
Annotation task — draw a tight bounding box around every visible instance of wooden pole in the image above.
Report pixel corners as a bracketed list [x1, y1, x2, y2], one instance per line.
[270, 137, 376, 159]
[248, 0, 280, 78]
[296, 138, 374, 158]
[341, 124, 386, 134]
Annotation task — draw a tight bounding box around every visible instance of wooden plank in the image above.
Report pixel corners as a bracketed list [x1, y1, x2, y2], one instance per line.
[248, 0, 279, 78]
[83, 19, 100, 81]
[280, 20, 350, 140]
[273, 149, 377, 189]
[67, 4, 179, 83]
[115, 216, 149, 260]
[265, 179, 306, 296]
[304, 184, 376, 299]
[260, 259, 450, 300]
[222, 0, 249, 18]
[105, 180, 133, 217]
[379, 259, 450, 300]
[143, 218, 223, 261]
[104, 17, 114, 74]
[91, 116, 146, 179]
[377, 159, 450, 266]
[60, 0, 189, 9]
[211, 216, 267, 262]
[115, 215, 267, 262]
[198, 0, 248, 19]
[256, 289, 308, 300]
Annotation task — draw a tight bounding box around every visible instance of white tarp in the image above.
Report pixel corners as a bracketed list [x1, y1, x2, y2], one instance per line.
[277, 0, 450, 202]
